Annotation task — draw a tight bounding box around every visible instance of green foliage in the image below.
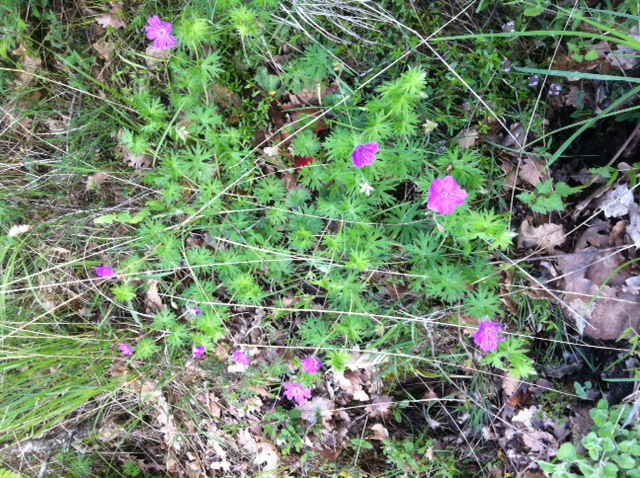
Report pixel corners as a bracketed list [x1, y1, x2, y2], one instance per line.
[518, 180, 580, 214]
[482, 337, 536, 380]
[539, 399, 640, 477]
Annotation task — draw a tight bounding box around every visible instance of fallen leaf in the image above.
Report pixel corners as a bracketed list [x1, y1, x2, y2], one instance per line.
[208, 393, 222, 418]
[86, 172, 108, 191]
[518, 220, 565, 253]
[95, 2, 126, 29]
[454, 128, 478, 149]
[8, 225, 31, 237]
[263, 146, 280, 157]
[254, 440, 279, 476]
[300, 397, 334, 425]
[518, 156, 548, 187]
[145, 279, 165, 312]
[369, 423, 389, 441]
[597, 184, 635, 218]
[502, 376, 522, 397]
[365, 395, 392, 419]
[237, 428, 257, 454]
[124, 152, 152, 170]
[92, 40, 114, 61]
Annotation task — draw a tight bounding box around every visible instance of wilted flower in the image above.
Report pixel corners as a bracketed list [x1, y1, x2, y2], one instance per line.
[501, 60, 512, 73]
[352, 142, 379, 168]
[423, 120, 438, 133]
[427, 176, 468, 215]
[145, 16, 177, 51]
[549, 83, 562, 96]
[232, 350, 250, 367]
[528, 74, 540, 87]
[118, 343, 134, 357]
[95, 265, 115, 278]
[359, 181, 374, 196]
[502, 21, 515, 33]
[295, 156, 314, 169]
[193, 345, 206, 359]
[435, 140, 446, 154]
[473, 321, 506, 352]
[301, 356, 323, 374]
[283, 382, 312, 405]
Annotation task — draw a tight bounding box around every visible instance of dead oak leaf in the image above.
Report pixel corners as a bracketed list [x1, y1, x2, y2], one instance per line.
[518, 220, 565, 253]
[369, 423, 389, 441]
[518, 156, 549, 187]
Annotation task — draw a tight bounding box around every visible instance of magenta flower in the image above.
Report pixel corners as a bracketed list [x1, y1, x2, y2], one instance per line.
[473, 321, 506, 352]
[301, 356, 323, 374]
[427, 176, 468, 215]
[118, 343, 134, 357]
[283, 382, 312, 406]
[145, 16, 177, 51]
[95, 265, 115, 278]
[232, 350, 250, 367]
[188, 307, 202, 317]
[352, 142, 379, 168]
[193, 345, 206, 359]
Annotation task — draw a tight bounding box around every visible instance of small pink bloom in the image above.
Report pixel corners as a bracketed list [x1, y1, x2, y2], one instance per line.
[427, 176, 468, 215]
[188, 307, 202, 316]
[193, 345, 206, 359]
[352, 142, 379, 168]
[145, 15, 177, 51]
[283, 382, 312, 406]
[232, 351, 250, 367]
[301, 356, 323, 374]
[95, 265, 115, 278]
[473, 321, 506, 352]
[118, 343, 134, 357]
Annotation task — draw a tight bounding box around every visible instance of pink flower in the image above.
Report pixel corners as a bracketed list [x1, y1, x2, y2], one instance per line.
[283, 382, 312, 406]
[232, 351, 250, 367]
[188, 307, 202, 317]
[118, 343, 134, 357]
[95, 265, 115, 278]
[193, 345, 206, 359]
[301, 356, 323, 374]
[427, 176, 468, 215]
[145, 16, 177, 51]
[352, 142, 379, 168]
[473, 321, 506, 352]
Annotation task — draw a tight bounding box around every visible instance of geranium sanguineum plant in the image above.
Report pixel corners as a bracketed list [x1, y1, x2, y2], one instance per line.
[427, 176, 468, 215]
[283, 382, 312, 405]
[352, 142, 379, 168]
[301, 356, 323, 374]
[473, 321, 505, 352]
[146, 16, 177, 51]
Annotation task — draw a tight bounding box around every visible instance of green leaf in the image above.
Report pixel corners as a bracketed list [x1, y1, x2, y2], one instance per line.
[602, 463, 619, 477]
[94, 214, 116, 225]
[556, 442, 577, 462]
[615, 453, 636, 470]
[584, 49, 599, 61]
[524, 6, 545, 16]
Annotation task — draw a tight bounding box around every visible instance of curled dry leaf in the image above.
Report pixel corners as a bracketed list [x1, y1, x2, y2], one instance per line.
[518, 220, 566, 253]
[596, 184, 635, 218]
[145, 279, 165, 313]
[369, 423, 389, 441]
[124, 152, 152, 170]
[86, 172, 108, 191]
[95, 2, 126, 29]
[454, 128, 478, 149]
[92, 40, 114, 61]
[254, 439, 279, 476]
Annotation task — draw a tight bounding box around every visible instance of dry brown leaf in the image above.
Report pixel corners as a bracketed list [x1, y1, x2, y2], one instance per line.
[365, 394, 392, 419]
[254, 440, 279, 476]
[208, 393, 222, 418]
[238, 428, 258, 454]
[96, 2, 126, 29]
[369, 423, 389, 441]
[86, 172, 108, 191]
[596, 184, 635, 218]
[518, 156, 548, 187]
[124, 152, 152, 170]
[145, 279, 164, 313]
[454, 128, 478, 149]
[518, 220, 565, 253]
[300, 397, 334, 425]
[502, 375, 522, 397]
[92, 40, 114, 61]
